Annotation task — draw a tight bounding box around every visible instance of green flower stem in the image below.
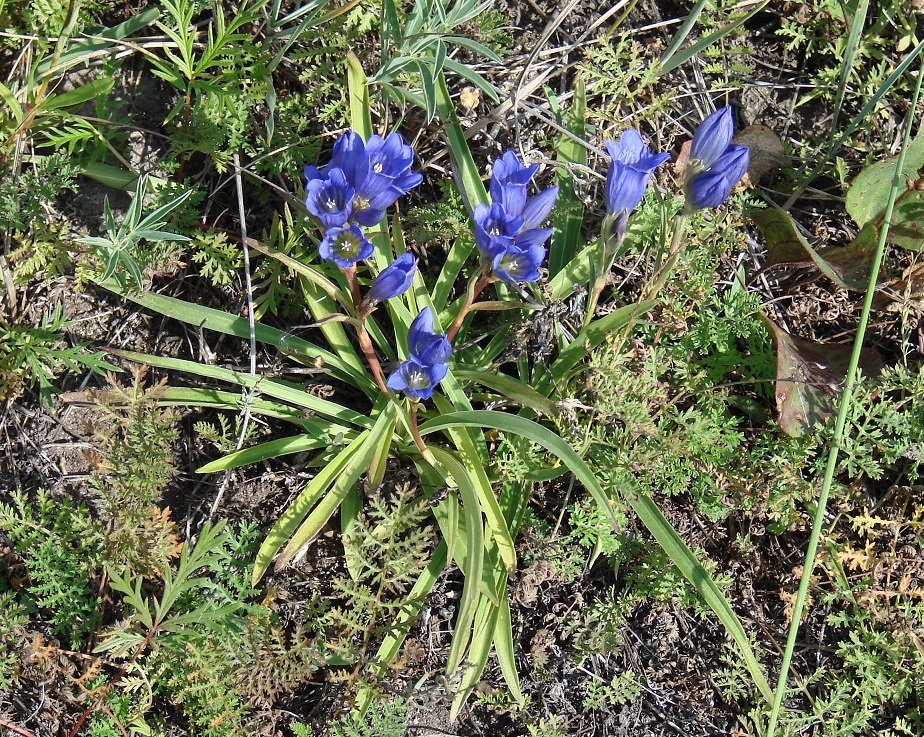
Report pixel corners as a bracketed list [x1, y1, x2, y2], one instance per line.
[765, 63, 923, 737]
[642, 209, 689, 301]
[584, 215, 626, 329]
[446, 270, 494, 343]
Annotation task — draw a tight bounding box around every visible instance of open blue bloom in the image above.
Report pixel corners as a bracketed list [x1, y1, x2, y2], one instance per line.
[687, 145, 750, 209]
[386, 359, 448, 401]
[305, 168, 353, 228]
[605, 129, 670, 238]
[318, 224, 374, 268]
[472, 151, 558, 282]
[685, 107, 750, 210]
[304, 130, 422, 228]
[492, 241, 546, 285]
[367, 252, 416, 304]
[387, 307, 451, 401]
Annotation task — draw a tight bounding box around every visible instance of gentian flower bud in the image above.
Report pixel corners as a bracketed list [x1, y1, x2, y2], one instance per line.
[367, 252, 416, 304]
[689, 106, 735, 169]
[305, 168, 353, 228]
[407, 307, 451, 366]
[318, 224, 374, 268]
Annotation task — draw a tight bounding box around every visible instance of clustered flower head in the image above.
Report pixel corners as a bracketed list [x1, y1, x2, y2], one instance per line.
[386, 307, 452, 401]
[604, 129, 670, 239]
[684, 106, 750, 210]
[305, 130, 423, 267]
[473, 151, 558, 284]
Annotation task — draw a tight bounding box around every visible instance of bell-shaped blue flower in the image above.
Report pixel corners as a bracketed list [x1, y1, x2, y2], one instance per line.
[305, 168, 353, 228]
[472, 151, 558, 281]
[473, 202, 524, 259]
[407, 307, 451, 366]
[304, 130, 423, 229]
[367, 252, 416, 304]
[362, 133, 424, 208]
[386, 359, 448, 401]
[318, 224, 374, 268]
[492, 242, 546, 285]
[689, 106, 735, 169]
[605, 130, 670, 216]
[490, 150, 539, 218]
[684, 107, 749, 210]
[387, 306, 452, 401]
[687, 145, 750, 209]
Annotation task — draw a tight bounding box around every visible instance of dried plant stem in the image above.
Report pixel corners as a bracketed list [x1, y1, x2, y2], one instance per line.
[0, 717, 37, 737]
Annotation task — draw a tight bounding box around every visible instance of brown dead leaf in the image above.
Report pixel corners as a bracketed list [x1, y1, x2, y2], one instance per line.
[734, 124, 785, 186]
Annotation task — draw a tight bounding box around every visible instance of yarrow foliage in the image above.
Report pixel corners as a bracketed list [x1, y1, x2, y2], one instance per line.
[304, 130, 423, 265]
[605, 129, 670, 238]
[473, 151, 558, 284]
[684, 107, 749, 210]
[387, 307, 452, 400]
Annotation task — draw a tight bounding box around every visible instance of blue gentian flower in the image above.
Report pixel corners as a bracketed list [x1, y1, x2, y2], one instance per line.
[687, 145, 750, 209]
[685, 106, 750, 210]
[689, 107, 735, 169]
[472, 151, 558, 282]
[305, 168, 353, 228]
[367, 252, 417, 304]
[387, 307, 451, 401]
[304, 130, 422, 228]
[473, 202, 524, 258]
[407, 307, 451, 366]
[605, 129, 670, 238]
[386, 359, 448, 401]
[318, 224, 374, 268]
[492, 242, 545, 285]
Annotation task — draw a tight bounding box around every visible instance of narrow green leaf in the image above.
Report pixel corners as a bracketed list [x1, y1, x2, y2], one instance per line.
[196, 434, 333, 473]
[449, 595, 500, 720]
[453, 368, 559, 416]
[347, 51, 373, 140]
[658, 1, 770, 75]
[430, 447, 485, 673]
[419, 410, 620, 532]
[627, 490, 772, 702]
[252, 431, 369, 584]
[100, 282, 374, 392]
[108, 348, 372, 428]
[276, 403, 398, 569]
[548, 301, 655, 384]
[493, 594, 523, 705]
[430, 400, 517, 574]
